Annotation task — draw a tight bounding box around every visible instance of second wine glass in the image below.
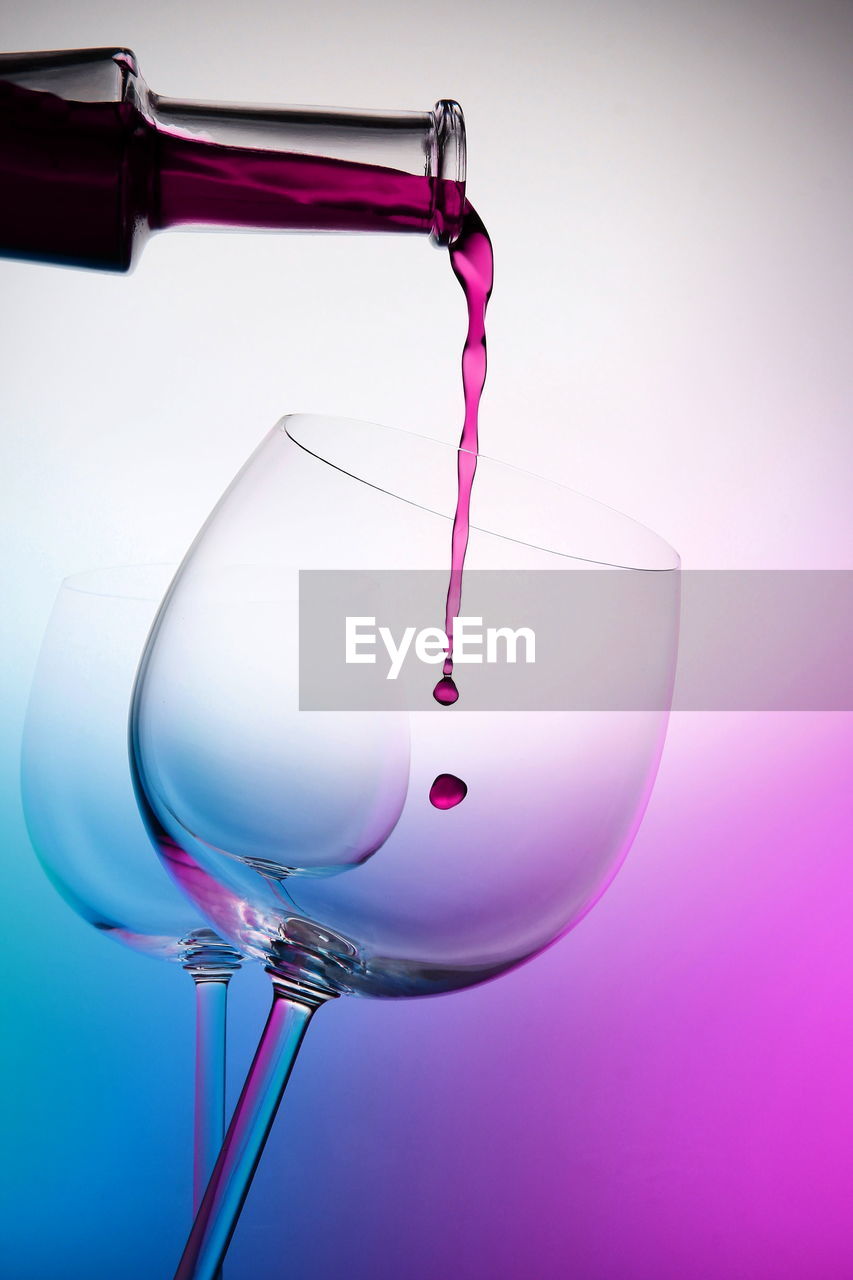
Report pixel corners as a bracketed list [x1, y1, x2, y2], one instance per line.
[21, 566, 244, 1218]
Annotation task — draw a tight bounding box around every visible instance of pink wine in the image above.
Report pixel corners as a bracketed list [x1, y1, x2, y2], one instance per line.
[433, 202, 494, 706]
[428, 203, 493, 809]
[432, 675, 460, 706]
[156, 129, 452, 238]
[0, 80, 146, 270]
[428, 773, 468, 810]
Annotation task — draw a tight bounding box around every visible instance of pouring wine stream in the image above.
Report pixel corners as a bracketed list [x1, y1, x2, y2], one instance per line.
[430, 203, 494, 806]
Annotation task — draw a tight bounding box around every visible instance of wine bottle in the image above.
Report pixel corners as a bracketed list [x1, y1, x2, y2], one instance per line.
[0, 46, 466, 272]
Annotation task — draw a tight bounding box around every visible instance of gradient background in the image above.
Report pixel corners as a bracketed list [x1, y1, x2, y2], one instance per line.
[2, 1, 853, 1276]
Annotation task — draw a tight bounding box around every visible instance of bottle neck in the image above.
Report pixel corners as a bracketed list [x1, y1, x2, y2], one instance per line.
[147, 92, 466, 245]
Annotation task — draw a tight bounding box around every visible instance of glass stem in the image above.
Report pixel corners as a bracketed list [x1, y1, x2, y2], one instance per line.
[190, 973, 231, 1215]
[174, 972, 334, 1280]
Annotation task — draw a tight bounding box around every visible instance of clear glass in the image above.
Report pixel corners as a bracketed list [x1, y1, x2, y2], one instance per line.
[0, 47, 465, 271]
[130, 416, 679, 1278]
[20, 566, 243, 1216]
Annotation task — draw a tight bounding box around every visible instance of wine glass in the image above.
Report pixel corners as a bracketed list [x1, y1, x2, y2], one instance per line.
[21, 565, 244, 1217]
[130, 416, 679, 1280]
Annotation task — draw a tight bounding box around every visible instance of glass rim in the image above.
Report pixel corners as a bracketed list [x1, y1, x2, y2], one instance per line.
[281, 413, 680, 572]
[59, 563, 178, 601]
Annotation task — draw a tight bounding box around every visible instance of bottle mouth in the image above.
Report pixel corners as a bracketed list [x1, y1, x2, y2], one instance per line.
[430, 99, 467, 246]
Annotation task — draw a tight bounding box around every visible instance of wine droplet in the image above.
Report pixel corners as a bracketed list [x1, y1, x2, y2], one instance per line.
[433, 675, 459, 706]
[429, 773, 467, 809]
